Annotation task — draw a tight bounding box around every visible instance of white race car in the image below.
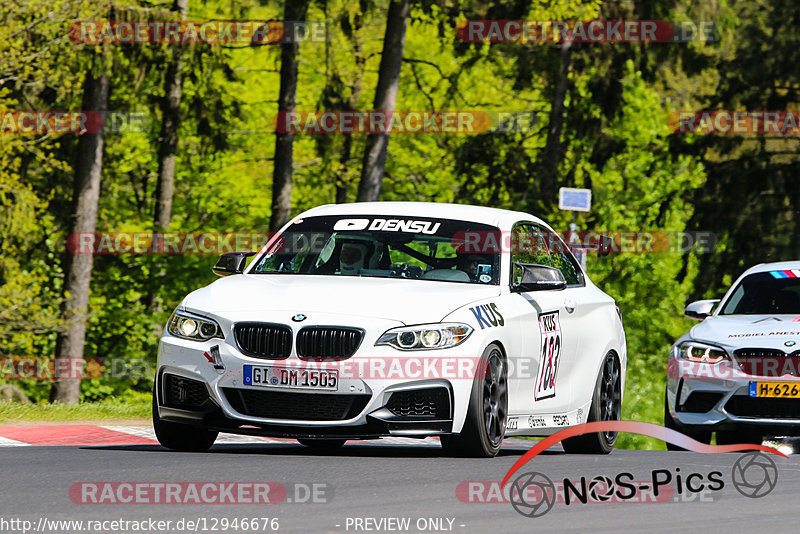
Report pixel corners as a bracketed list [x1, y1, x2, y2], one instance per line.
[666, 261, 800, 447]
[154, 202, 626, 457]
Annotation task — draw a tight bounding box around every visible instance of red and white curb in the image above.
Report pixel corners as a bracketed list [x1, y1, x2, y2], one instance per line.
[0, 425, 534, 449]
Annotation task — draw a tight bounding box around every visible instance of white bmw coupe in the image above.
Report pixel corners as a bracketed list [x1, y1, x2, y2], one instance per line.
[154, 202, 626, 457]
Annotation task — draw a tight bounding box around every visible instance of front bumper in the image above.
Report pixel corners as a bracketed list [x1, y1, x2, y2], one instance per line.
[155, 323, 482, 438]
[666, 355, 800, 433]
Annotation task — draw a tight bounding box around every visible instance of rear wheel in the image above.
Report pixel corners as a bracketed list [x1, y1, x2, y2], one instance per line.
[297, 438, 347, 451]
[441, 344, 507, 457]
[663, 396, 711, 451]
[152, 384, 218, 452]
[562, 352, 621, 454]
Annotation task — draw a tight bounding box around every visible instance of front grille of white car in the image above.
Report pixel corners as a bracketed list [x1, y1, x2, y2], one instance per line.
[385, 387, 450, 419]
[296, 327, 364, 360]
[163, 374, 209, 409]
[234, 322, 293, 359]
[221, 388, 370, 420]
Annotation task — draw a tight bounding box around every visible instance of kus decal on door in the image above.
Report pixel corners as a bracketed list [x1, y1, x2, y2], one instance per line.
[468, 303, 504, 329]
[535, 310, 561, 400]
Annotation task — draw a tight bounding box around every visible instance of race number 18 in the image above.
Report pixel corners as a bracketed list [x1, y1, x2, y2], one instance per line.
[535, 311, 561, 401]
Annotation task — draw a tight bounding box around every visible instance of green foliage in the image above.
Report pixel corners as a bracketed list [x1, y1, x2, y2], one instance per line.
[573, 63, 706, 448]
[1, 0, 788, 451]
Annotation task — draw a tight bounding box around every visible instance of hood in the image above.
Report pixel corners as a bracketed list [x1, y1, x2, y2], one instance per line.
[689, 315, 800, 351]
[183, 274, 501, 325]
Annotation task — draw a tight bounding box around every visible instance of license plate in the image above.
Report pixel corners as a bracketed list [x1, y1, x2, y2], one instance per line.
[749, 381, 800, 398]
[243, 365, 338, 391]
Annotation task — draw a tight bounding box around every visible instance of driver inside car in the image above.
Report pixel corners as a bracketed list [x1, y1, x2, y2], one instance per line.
[338, 242, 368, 275]
[456, 253, 491, 282]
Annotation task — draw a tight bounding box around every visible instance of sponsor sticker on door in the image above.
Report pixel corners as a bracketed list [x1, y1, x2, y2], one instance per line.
[535, 311, 561, 400]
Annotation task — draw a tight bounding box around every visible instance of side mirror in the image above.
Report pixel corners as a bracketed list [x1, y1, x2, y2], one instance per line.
[512, 263, 567, 292]
[685, 299, 720, 320]
[213, 251, 256, 276]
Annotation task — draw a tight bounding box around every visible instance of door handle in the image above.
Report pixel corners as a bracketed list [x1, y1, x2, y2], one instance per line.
[564, 297, 576, 313]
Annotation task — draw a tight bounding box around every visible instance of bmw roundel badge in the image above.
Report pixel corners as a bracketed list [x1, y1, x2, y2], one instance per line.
[292, 314, 307, 322]
[785, 340, 796, 347]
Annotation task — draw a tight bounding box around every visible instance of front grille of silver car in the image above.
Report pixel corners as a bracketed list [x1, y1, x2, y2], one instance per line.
[734, 348, 792, 359]
[234, 322, 293, 359]
[725, 395, 800, 419]
[733, 348, 800, 376]
[296, 327, 364, 360]
[678, 391, 723, 413]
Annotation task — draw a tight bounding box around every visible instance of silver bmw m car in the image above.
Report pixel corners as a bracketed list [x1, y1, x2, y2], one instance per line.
[666, 261, 800, 448]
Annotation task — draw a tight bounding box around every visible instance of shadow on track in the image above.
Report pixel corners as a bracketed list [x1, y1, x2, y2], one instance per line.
[82, 441, 558, 458]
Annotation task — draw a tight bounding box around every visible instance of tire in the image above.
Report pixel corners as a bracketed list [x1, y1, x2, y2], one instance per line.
[152, 384, 218, 452]
[441, 343, 507, 458]
[297, 438, 347, 451]
[663, 396, 711, 451]
[562, 352, 621, 454]
[715, 429, 763, 446]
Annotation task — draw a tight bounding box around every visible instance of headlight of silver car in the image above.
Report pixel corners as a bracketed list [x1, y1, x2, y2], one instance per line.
[677, 341, 728, 364]
[168, 311, 223, 341]
[376, 323, 473, 350]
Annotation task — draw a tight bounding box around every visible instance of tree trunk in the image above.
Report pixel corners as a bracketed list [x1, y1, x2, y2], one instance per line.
[270, 0, 310, 232]
[50, 66, 110, 404]
[356, 0, 409, 202]
[335, 8, 366, 204]
[147, 0, 188, 309]
[153, 0, 189, 231]
[540, 40, 572, 209]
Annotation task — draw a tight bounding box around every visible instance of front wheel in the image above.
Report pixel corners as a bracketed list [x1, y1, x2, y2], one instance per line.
[441, 344, 507, 457]
[562, 352, 621, 454]
[152, 384, 218, 452]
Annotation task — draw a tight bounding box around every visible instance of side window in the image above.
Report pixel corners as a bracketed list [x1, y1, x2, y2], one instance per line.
[510, 222, 552, 285]
[540, 226, 584, 286]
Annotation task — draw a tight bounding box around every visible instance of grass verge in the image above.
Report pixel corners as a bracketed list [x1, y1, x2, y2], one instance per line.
[0, 392, 151, 423]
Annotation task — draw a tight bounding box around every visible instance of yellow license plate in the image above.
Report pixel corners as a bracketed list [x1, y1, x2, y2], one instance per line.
[750, 381, 800, 398]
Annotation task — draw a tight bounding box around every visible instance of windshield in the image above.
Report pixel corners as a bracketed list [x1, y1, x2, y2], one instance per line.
[721, 270, 800, 315]
[251, 215, 501, 285]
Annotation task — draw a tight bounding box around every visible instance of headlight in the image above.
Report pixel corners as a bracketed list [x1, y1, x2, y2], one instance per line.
[677, 341, 728, 364]
[376, 323, 473, 350]
[168, 311, 223, 341]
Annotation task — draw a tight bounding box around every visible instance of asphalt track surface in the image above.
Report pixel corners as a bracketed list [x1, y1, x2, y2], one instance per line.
[0, 437, 796, 534]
